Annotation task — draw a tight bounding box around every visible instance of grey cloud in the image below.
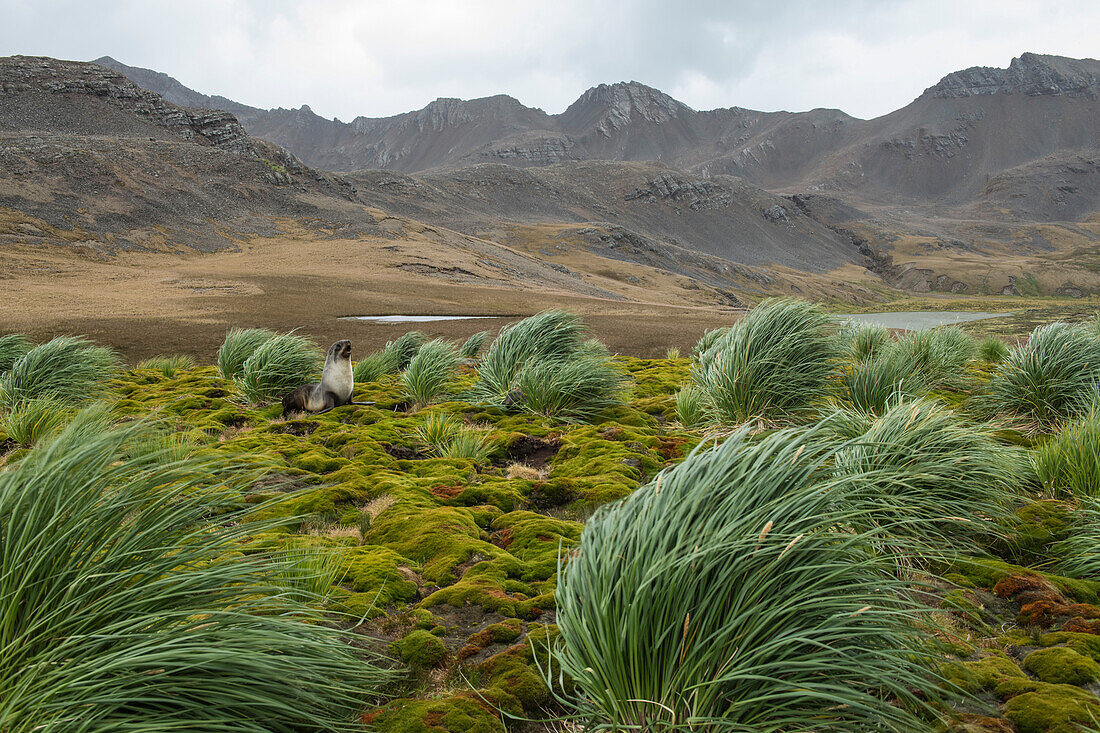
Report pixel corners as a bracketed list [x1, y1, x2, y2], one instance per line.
[1, 0, 1097, 121]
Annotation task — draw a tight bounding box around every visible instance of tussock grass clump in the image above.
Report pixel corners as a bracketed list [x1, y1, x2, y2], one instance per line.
[832, 398, 1026, 553]
[0, 334, 33, 375]
[512, 357, 625, 422]
[353, 330, 431, 382]
[577, 337, 610, 358]
[674, 382, 704, 427]
[843, 323, 892, 362]
[274, 546, 348, 604]
[216, 327, 276, 379]
[128, 426, 202, 464]
[236, 333, 323, 405]
[412, 411, 491, 462]
[386, 330, 429, 369]
[985, 322, 1100, 431]
[822, 401, 875, 440]
[0, 411, 390, 731]
[978, 336, 1010, 364]
[691, 326, 728, 359]
[470, 310, 586, 401]
[0, 336, 119, 409]
[402, 338, 459, 410]
[893, 326, 974, 390]
[466, 311, 624, 421]
[438, 429, 492, 463]
[834, 346, 926, 415]
[832, 326, 975, 415]
[553, 426, 949, 730]
[413, 411, 463, 453]
[664, 346, 681, 360]
[1033, 409, 1100, 498]
[135, 354, 196, 378]
[459, 330, 490, 359]
[1057, 497, 1100, 578]
[0, 396, 73, 447]
[352, 349, 402, 382]
[349, 347, 402, 383]
[690, 298, 840, 424]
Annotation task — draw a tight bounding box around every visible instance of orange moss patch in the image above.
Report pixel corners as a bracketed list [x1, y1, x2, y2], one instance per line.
[1019, 600, 1069, 628]
[457, 619, 524, 659]
[1017, 601, 1100, 628]
[994, 574, 1059, 600]
[1068, 604, 1100, 619]
[654, 435, 689, 460]
[1064, 617, 1100, 635]
[430, 484, 465, 499]
[359, 708, 386, 725]
[992, 574, 1085, 628]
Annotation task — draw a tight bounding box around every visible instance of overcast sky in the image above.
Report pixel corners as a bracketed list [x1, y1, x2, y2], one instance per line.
[3, 0, 1098, 121]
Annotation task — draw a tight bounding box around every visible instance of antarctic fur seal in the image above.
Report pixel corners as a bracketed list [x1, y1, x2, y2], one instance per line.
[281, 339, 375, 417]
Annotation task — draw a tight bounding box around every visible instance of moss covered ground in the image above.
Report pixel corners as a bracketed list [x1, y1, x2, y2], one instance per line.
[7, 350, 1100, 732]
[939, 500, 1100, 732]
[0, 357, 688, 731]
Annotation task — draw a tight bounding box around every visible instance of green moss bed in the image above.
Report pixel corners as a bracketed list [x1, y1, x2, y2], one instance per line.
[1, 357, 683, 732]
[6, 355, 1100, 732]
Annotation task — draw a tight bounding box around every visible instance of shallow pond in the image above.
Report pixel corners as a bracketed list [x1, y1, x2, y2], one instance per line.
[341, 315, 504, 323]
[836, 311, 1009, 331]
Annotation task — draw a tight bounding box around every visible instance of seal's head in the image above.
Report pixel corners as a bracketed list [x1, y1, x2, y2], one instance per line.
[329, 339, 352, 361]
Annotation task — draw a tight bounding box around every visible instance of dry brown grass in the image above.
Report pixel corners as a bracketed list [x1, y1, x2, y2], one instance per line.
[7, 208, 1089, 360]
[0, 230, 754, 360]
[360, 495, 396, 522]
[319, 525, 360, 540]
[506, 463, 546, 481]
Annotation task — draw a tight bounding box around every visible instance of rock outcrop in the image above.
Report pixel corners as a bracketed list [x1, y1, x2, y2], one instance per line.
[2, 56, 256, 153]
[925, 53, 1100, 99]
[624, 173, 733, 211]
[0, 55, 361, 252]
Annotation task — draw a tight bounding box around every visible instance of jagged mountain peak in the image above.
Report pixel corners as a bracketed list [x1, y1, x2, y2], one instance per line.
[344, 93, 545, 136]
[427, 93, 528, 109]
[564, 80, 693, 129]
[582, 79, 684, 101]
[924, 52, 1100, 99]
[419, 93, 532, 119]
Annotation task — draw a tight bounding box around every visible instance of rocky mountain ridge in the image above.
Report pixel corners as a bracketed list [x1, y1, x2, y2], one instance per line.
[93, 53, 1100, 205]
[1, 55, 872, 309]
[925, 52, 1100, 99]
[5, 53, 1100, 303]
[92, 56, 852, 174]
